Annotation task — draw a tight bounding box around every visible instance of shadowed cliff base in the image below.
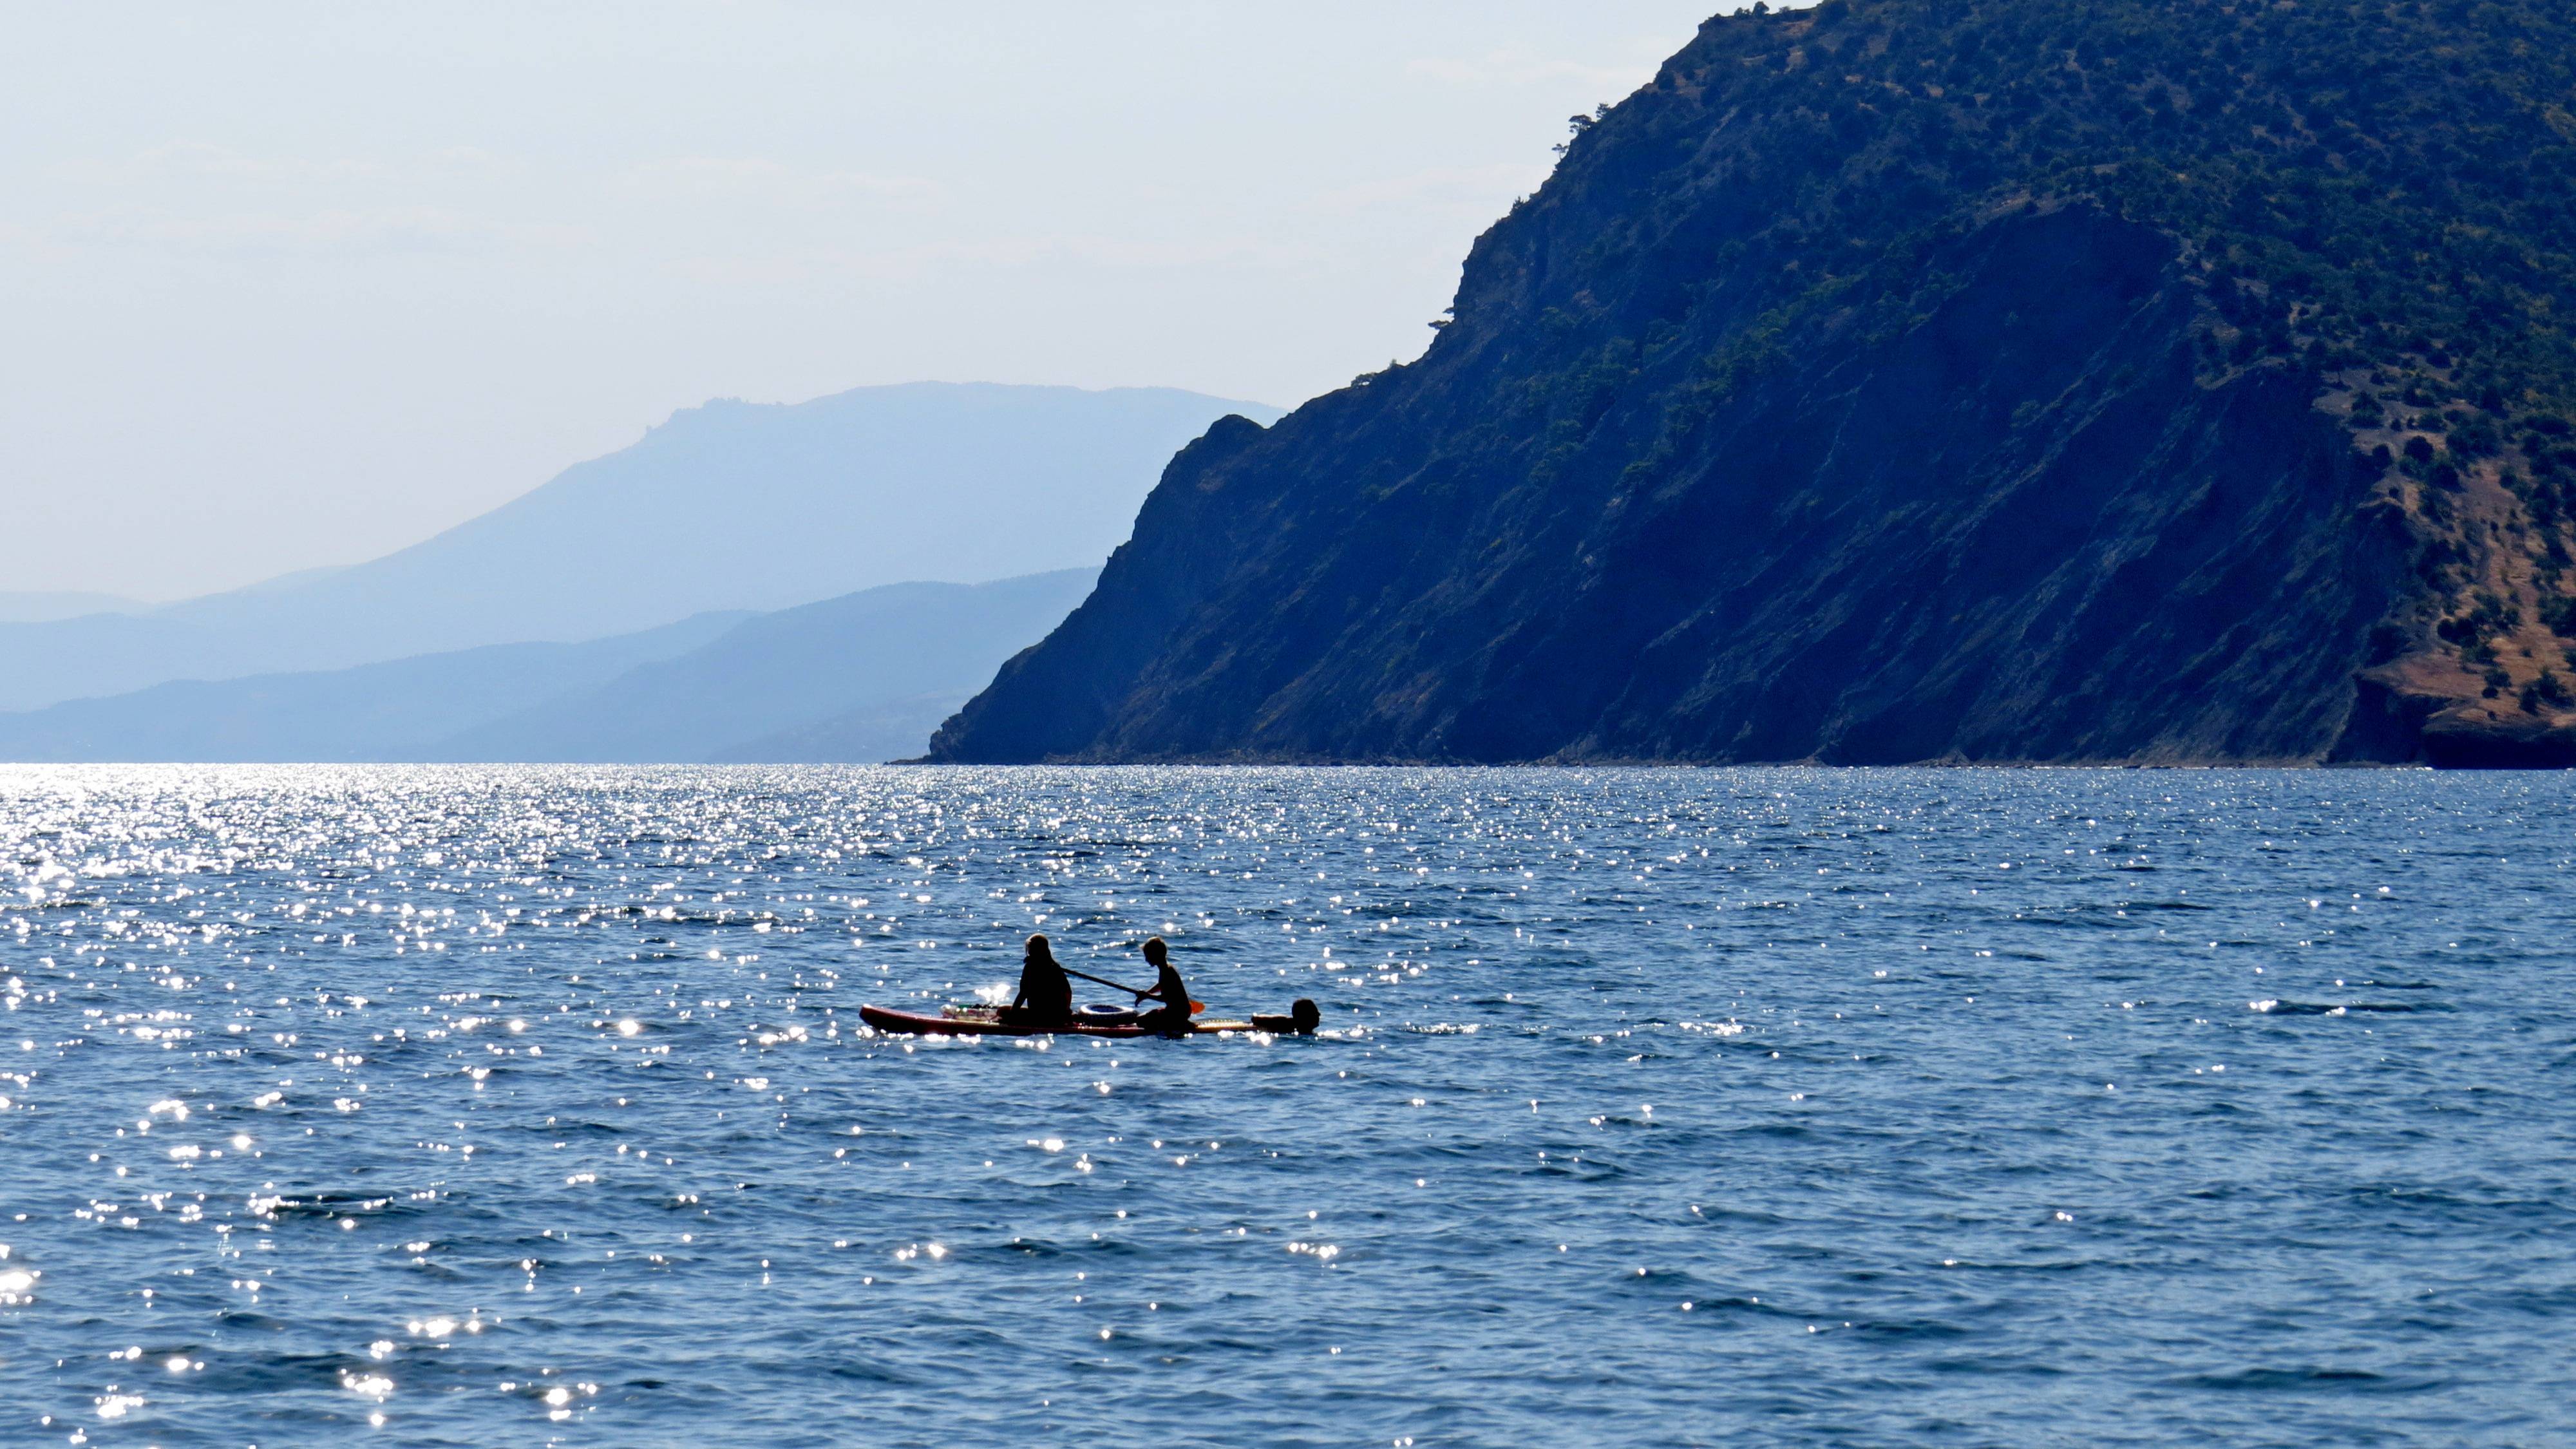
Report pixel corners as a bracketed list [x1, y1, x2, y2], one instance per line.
[931, 0, 2576, 767]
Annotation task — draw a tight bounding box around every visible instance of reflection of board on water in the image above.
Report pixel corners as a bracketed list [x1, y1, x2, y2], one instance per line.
[858, 1000, 1321, 1037]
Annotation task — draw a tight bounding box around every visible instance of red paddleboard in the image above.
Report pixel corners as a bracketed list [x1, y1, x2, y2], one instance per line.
[858, 1004, 1305, 1037]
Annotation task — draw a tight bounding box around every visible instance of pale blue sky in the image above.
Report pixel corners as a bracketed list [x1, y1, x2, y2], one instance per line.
[1, 2, 1733, 599]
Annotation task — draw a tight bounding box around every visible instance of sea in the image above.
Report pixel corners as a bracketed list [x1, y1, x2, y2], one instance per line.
[0, 765, 2568, 1448]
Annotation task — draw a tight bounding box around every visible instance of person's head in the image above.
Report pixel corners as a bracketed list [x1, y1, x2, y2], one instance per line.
[1142, 936, 1168, 967]
[1291, 998, 1321, 1034]
[1025, 933, 1053, 964]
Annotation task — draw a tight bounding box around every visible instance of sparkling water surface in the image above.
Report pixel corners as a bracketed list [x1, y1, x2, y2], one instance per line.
[1, 765, 2570, 1448]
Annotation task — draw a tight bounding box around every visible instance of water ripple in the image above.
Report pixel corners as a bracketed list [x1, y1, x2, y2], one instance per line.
[0, 764, 2568, 1446]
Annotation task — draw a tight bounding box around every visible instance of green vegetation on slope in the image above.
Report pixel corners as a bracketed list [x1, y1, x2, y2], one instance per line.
[1577, 0, 2576, 397]
[1519, 0, 2576, 730]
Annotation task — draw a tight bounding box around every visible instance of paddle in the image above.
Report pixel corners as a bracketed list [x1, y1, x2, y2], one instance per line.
[1062, 965, 1206, 1014]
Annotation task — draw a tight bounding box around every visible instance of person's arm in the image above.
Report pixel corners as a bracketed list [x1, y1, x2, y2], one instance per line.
[1012, 964, 1033, 1011]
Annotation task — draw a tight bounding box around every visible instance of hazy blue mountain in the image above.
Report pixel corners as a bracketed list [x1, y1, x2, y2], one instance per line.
[0, 383, 1277, 712]
[430, 569, 1095, 762]
[0, 569, 1089, 763]
[0, 612, 748, 763]
[0, 591, 143, 623]
[705, 692, 970, 766]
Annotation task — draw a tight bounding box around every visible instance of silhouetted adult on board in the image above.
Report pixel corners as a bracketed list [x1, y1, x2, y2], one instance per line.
[1133, 936, 1191, 1036]
[1005, 933, 1074, 1028]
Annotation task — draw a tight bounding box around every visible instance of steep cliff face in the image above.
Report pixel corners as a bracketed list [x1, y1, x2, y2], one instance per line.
[933, 0, 2576, 765]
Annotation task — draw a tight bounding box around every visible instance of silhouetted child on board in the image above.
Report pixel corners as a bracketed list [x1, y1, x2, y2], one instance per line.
[1133, 936, 1191, 1036]
[1003, 933, 1073, 1027]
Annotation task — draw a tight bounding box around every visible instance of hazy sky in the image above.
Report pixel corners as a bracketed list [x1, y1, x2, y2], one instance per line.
[1, 1, 1730, 600]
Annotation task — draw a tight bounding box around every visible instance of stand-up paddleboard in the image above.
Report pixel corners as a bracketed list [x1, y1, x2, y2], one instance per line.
[859, 1000, 1318, 1037]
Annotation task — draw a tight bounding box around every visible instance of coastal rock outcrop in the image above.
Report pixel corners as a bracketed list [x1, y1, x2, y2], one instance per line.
[933, 0, 2576, 765]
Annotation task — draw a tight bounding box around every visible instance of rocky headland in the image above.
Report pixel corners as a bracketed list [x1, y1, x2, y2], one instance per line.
[934, 0, 2576, 766]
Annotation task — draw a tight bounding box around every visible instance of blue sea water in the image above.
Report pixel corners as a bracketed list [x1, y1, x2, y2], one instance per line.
[0, 764, 2570, 1448]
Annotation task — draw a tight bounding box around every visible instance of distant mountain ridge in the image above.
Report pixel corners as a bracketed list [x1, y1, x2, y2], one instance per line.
[0, 591, 144, 624]
[431, 570, 1096, 762]
[932, 0, 2576, 768]
[0, 383, 1278, 713]
[0, 570, 1092, 763]
[0, 613, 750, 763]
